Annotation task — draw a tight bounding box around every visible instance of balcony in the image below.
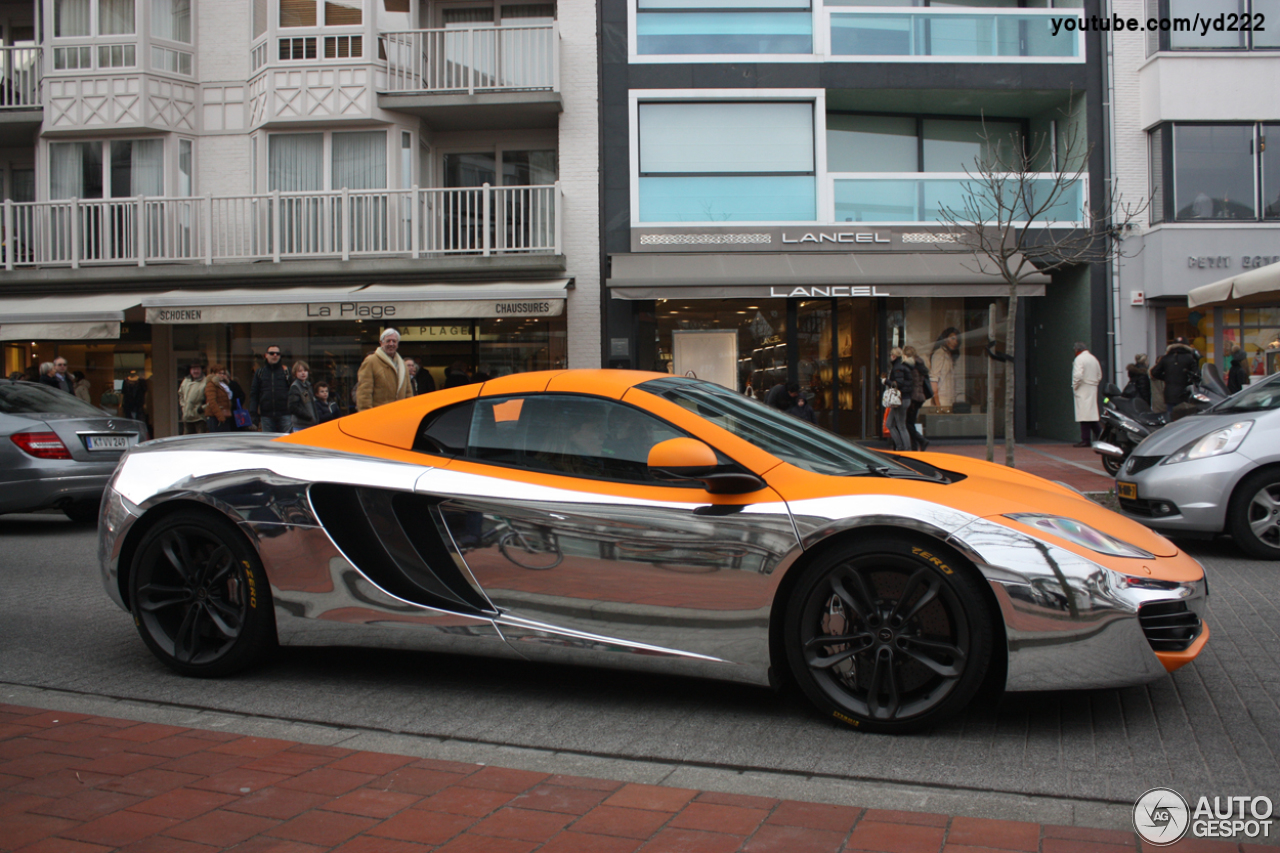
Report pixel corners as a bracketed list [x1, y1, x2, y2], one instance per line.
[376, 24, 561, 130]
[0, 46, 42, 144]
[0, 184, 561, 270]
[828, 8, 1081, 61]
[831, 173, 1086, 225]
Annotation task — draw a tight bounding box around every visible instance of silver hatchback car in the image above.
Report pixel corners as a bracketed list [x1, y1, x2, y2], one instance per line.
[1115, 371, 1280, 559]
[0, 379, 148, 522]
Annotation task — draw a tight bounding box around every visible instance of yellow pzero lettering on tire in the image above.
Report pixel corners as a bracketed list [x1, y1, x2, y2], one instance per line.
[244, 567, 258, 608]
[833, 711, 859, 727]
[910, 546, 953, 574]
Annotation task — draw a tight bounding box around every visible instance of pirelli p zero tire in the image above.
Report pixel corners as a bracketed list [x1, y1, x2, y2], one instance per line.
[784, 537, 993, 734]
[129, 509, 277, 677]
[1228, 469, 1280, 561]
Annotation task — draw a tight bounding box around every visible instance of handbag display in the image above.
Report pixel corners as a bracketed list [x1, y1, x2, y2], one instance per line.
[882, 385, 902, 408]
[232, 400, 253, 429]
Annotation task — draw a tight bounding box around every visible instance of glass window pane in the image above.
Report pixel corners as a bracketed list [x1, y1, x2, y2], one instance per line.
[1170, 0, 1244, 47]
[268, 133, 324, 191]
[1174, 125, 1255, 220]
[325, 0, 362, 25]
[254, 0, 268, 37]
[1265, 124, 1280, 219]
[50, 142, 102, 199]
[636, 11, 812, 54]
[280, 0, 318, 27]
[640, 0, 808, 7]
[54, 0, 91, 36]
[154, 0, 192, 42]
[830, 14, 913, 55]
[1255, 0, 1280, 46]
[834, 178, 918, 221]
[827, 115, 917, 172]
[110, 138, 163, 197]
[502, 150, 556, 185]
[332, 131, 387, 190]
[100, 0, 136, 34]
[638, 175, 815, 222]
[443, 152, 497, 187]
[179, 139, 193, 196]
[639, 102, 813, 173]
[922, 118, 1022, 171]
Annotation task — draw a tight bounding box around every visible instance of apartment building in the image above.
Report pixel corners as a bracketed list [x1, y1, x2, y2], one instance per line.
[0, 0, 600, 435]
[600, 0, 1110, 441]
[1111, 0, 1280, 389]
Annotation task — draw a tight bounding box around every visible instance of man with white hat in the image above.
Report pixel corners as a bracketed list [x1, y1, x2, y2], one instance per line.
[356, 328, 412, 412]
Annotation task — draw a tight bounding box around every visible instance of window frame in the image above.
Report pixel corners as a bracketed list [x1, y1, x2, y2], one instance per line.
[1149, 0, 1278, 52]
[264, 128, 393, 192]
[45, 135, 170, 200]
[1151, 121, 1269, 223]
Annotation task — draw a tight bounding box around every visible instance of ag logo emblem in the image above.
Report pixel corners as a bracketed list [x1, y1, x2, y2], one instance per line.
[1133, 787, 1190, 845]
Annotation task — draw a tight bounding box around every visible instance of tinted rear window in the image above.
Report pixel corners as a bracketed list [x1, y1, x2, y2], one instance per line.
[0, 383, 105, 416]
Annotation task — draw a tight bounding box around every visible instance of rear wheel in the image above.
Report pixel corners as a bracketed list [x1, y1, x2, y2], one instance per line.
[63, 499, 101, 524]
[784, 537, 992, 733]
[129, 509, 276, 676]
[1228, 470, 1280, 560]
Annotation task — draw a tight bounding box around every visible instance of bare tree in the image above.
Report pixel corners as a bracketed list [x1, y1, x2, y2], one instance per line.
[937, 112, 1146, 467]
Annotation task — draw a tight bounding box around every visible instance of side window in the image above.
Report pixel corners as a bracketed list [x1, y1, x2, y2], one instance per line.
[414, 401, 474, 457]
[466, 394, 690, 483]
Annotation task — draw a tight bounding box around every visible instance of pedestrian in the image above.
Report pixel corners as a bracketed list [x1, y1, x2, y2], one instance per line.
[789, 393, 817, 424]
[1071, 342, 1102, 447]
[886, 347, 914, 451]
[902, 345, 930, 451]
[73, 371, 92, 404]
[1124, 354, 1152, 405]
[204, 364, 235, 433]
[930, 327, 960, 409]
[178, 362, 208, 435]
[356, 328, 412, 411]
[50, 357, 74, 394]
[442, 360, 472, 389]
[287, 361, 318, 432]
[765, 381, 799, 412]
[37, 362, 57, 389]
[313, 381, 341, 423]
[249, 344, 292, 432]
[1150, 336, 1201, 409]
[404, 358, 436, 395]
[227, 372, 249, 430]
[1227, 344, 1250, 394]
[121, 369, 148, 421]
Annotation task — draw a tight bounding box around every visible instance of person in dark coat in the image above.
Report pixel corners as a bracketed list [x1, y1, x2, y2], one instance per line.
[1124, 354, 1152, 406]
[120, 370, 148, 421]
[1227, 344, 1250, 394]
[313, 382, 341, 423]
[886, 348, 915, 452]
[249, 345, 293, 432]
[789, 394, 817, 424]
[902, 345, 930, 451]
[1150, 337, 1201, 408]
[765, 381, 799, 412]
[287, 361, 318, 432]
[442, 361, 472, 389]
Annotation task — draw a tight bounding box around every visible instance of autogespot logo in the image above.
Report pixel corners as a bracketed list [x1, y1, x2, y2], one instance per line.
[1134, 787, 1190, 846]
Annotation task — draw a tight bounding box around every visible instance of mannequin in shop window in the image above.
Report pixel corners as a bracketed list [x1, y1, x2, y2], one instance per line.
[929, 327, 960, 411]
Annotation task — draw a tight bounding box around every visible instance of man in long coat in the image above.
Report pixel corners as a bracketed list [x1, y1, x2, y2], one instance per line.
[356, 328, 412, 411]
[1072, 342, 1102, 447]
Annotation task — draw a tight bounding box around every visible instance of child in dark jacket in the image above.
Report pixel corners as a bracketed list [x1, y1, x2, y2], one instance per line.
[313, 381, 341, 423]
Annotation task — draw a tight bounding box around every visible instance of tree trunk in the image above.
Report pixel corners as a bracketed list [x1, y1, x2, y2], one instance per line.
[1004, 281, 1018, 467]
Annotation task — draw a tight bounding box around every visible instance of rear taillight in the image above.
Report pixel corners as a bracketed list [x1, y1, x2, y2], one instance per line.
[10, 431, 72, 459]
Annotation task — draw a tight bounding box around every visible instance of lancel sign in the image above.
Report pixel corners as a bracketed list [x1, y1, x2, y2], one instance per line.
[632, 226, 948, 253]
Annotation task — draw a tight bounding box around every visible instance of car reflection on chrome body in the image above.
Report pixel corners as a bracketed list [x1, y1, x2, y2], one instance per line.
[98, 371, 1208, 733]
[1114, 371, 1280, 560]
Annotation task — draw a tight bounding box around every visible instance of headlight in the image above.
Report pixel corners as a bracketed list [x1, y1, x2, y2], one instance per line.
[1161, 421, 1253, 466]
[1005, 514, 1154, 559]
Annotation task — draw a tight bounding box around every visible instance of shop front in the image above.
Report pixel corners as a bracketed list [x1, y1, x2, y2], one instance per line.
[609, 232, 1047, 440]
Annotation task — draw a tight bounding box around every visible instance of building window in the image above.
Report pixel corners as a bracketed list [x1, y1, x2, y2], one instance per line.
[49, 138, 163, 199]
[636, 0, 812, 56]
[53, 0, 136, 37]
[637, 101, 815, 222]
[152, 46, 193, 73]
[1151, 123, 1267, 222]
[153, 0, 191, 42]
[1150, 0, 1279, 51]
[280, 0, 363, 27]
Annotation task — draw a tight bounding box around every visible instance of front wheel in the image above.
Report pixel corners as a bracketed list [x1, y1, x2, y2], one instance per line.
[783, 537, 993, 733]
[129, 509, 277, 676]
[1228, 470, 1280, 560]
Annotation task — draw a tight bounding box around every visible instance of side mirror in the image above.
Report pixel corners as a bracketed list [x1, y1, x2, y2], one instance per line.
[647, 438, 765, 495]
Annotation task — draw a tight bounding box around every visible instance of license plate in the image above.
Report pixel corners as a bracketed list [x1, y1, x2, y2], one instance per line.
[1117, 481, 1138, 500]
[85, 434, 131, 451]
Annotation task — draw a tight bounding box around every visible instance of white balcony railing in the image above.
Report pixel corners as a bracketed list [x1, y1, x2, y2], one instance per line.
[0, 46, 41, 109]
[379, 24, 558, 94]
[0, 183, 561, 270]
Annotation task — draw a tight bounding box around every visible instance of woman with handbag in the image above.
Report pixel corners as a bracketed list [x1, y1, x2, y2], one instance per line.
[204, 364, 235, 433]
[885, 348, 914, 452]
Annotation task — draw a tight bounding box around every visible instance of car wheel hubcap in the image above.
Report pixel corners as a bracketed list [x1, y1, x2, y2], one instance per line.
[799, 556, 969, 723]
[1247, 485, 1280, 550]
[136, 528, 247, 664]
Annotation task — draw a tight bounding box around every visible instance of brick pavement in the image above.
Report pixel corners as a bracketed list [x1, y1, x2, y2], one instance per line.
[1, 703, 1268, 853]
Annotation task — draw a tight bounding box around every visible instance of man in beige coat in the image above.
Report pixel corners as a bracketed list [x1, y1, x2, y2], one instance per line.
[356, 328, 412, 411]
[1071, 341, 1102, 447]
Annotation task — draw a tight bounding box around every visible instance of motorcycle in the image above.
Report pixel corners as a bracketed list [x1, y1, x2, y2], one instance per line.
[1092, 365, 1229, 475]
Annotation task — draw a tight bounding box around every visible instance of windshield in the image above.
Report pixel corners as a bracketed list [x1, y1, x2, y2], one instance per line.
[0, 382, 106, 416]
[636, 377, 914, 476]
[1216, 372, 1280, 413]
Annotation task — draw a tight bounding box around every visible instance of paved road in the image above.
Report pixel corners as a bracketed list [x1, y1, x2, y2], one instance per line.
[2, 511, 1277, 815]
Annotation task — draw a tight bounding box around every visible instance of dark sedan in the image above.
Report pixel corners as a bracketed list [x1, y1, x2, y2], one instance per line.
[0, 379, 147, 522]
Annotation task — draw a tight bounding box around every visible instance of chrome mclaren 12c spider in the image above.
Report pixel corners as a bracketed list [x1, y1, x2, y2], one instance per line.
[98, 370, 1209, 732]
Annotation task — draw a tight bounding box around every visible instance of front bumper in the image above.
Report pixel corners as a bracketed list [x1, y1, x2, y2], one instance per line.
[1115, 452, 1249, 535]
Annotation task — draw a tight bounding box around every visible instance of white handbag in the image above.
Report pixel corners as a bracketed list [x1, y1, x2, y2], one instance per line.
[882, 385, 902, 408]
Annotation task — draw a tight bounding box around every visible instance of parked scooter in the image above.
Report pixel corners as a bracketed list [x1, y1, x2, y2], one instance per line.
[1092, 364, 1230, 475]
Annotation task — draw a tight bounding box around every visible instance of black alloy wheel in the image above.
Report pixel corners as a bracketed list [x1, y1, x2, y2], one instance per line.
[1228, 470, 1280, 560]
[784, 537, 992, 733]
[130, 509, 276, 676]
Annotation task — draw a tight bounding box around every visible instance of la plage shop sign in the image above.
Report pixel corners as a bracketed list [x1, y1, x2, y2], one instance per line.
[146, 299, 562, 324]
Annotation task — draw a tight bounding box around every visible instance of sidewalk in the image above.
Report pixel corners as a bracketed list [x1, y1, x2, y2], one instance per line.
[923, 441, 1116, 495]
[0, 702, 1257, 853]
